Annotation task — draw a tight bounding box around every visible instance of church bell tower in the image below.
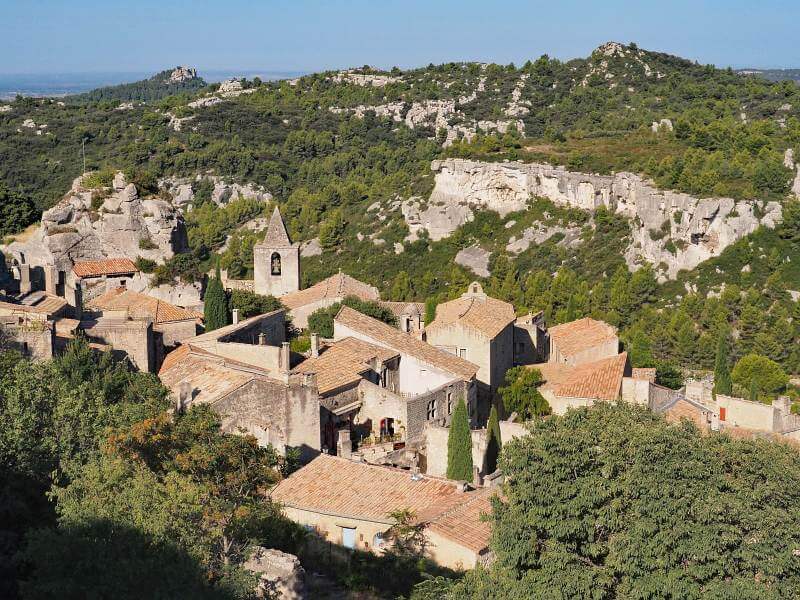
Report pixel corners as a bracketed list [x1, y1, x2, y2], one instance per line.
[254, 207, 300, 297]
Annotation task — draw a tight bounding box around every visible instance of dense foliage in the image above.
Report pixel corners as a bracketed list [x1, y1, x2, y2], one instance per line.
[0, 339, 300, 599]
[421, 403, 800, 599]
[69, 68, 207, 104]
[204, 269, 230, 331]
[307, 295, 398, 338]
[498, 367, 551, 420]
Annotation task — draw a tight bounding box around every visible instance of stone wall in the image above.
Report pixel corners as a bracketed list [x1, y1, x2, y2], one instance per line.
[413, 158, 782, 279]
[550, 335, 619, 366]
[0, 319, 54, 360]
[156, 320, 198, 348]
[80, 318, 154, 372]
[212, 376, 321, 462]
[406, 379, 475, 441]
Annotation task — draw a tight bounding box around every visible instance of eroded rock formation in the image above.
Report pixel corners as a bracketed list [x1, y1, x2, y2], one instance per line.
[407, 158, 782, 278]
[4, 173, 186, 272]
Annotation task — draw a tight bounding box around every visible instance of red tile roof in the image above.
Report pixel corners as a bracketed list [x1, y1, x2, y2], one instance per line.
[280, 272, 379, 310]
[293, 337, 398, 396]
[534, 352, 628, 401]
[335, 306, 477, 381]
[428, 293, 515, 339]
[88, 287, 203, 324]
[72, 258, 138, 278]
[548, 317, 617, 358]
[270, 454, 493, 551]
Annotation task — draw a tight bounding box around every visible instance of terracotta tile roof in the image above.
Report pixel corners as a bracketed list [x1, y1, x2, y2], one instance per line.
[422, 489, 493, 553]
[548, 317, 618, 358]
[428, 294, 515, 339]
[270, 455, 492, 552]
[281, 273, 379, 310]
[335, 306, 477, 381]
[293, 337, 399, 396]
[88, 287, 203, 324]
[534, 352, 628, 401]
[256, 206, 293, 247]
[0, 298, 57, 316]
[158, 344, 268, 405]
[378, 301, 425, 319]
[72, 258, 138, 278]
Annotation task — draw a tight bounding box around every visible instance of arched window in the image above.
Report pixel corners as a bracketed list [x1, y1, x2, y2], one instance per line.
[270, 252, 281, 276]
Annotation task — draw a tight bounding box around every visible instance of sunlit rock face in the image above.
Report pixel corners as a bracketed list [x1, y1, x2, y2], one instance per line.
[409, 158, 782, 279]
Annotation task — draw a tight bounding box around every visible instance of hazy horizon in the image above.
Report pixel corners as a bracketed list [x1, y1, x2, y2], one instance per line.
[2, 0, 799, 76]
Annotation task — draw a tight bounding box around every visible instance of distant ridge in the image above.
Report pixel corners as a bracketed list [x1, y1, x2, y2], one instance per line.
[735, 68, 800, 83]
[68, 66, 207, 104]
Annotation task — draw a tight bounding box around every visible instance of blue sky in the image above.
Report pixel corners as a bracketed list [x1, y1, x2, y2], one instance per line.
[1, 0, 798, 74]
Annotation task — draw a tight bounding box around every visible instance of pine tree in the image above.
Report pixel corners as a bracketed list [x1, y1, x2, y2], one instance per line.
[446, 398, 473, 482]
[485, 405, 502, 474]
[204, 267, 229, 332]
[713, 329, 732, 396]
[749, 378, 759, 403]
[390, 271, 412, 301]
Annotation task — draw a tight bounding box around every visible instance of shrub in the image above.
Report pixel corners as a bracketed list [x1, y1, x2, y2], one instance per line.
[731, 353, 788, 397]
[134, 257, 157, 273]
[138, 237, 158, 250]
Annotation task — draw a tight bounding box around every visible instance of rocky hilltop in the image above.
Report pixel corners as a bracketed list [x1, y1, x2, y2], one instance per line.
[4, 173, 186, 272]
[404, 158, 783, 279]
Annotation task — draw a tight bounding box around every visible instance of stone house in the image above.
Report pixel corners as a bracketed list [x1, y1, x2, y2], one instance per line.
[424, 282, 516, 403]
[70, 258, 142, 306]
[379, 301, 426, 333]
[87, 287, 202, 349]
[512, 310, 547, 365]
[270, 454, 494, 570]
[547, 317, 619, 366]
[293, 330, 474, 456]
[534, 352, 631, 415]
[158, 310, 322, 461]
[280, 271, 380, 329]
[0, 296, 67, 359]
[332, 306, 479, 428]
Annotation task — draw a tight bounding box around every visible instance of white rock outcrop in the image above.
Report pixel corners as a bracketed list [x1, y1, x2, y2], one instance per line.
[455, 246, 491, 277]
[159, 176, 272, 207]
[414, 158, 782, 278]
[331, 70, 400, 87]
[4, 173, 186, 272]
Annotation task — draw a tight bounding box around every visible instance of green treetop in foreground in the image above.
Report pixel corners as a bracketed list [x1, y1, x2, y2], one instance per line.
[414, 403, 800, 599]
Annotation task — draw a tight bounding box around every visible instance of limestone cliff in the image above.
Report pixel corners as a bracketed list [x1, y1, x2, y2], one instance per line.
[4, 173, 186, 272]
[406, 158, 782, 279]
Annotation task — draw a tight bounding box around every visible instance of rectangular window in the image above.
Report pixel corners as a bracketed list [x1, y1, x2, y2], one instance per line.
[447, 391, 453, 414]
[427, 400, 436, 420]
[341, 526, 356, 549]
[459, 348, 467, 359]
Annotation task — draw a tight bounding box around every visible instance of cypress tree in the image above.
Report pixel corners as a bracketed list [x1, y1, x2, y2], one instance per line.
[485, 405, 502, 474]
[713, 330, 732, 396]
[204, 267, 229, 332]
[749, 378, 759, 403]
[446, 398, 473, 482]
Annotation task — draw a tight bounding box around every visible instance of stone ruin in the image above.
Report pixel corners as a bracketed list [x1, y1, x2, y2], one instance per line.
[245, 546, 306, 600]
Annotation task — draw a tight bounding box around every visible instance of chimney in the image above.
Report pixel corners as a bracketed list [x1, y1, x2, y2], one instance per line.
[177, 381, 192, 413]
[44, 266, 57, 296]
[279, 341, 290, 373]
[310, 333, 320, 357]
[232, 308, 240, 325]
[19, 263, 31, 295]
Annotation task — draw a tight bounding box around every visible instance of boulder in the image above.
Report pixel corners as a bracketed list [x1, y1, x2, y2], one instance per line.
[244, 547, 305, 600]
[455, 246, 491, 277]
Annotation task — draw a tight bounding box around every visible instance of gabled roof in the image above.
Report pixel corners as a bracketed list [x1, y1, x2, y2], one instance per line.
[88, 287, 202, 324]
[293, 336, 399, 396]
[158, 344, 275, 405]
[0, 293, 67, 316]
[270, 454, 493, 552]
[548, 317, 617, 357]
[428, 293, 515, 339]
[535, 352, 628, 401]
[378, 301, 425, 319]
[280, 272, 379, 310]
[257, 206, 293, 247]
[335, 306, 477, 381]
[72, 258, 138, 278]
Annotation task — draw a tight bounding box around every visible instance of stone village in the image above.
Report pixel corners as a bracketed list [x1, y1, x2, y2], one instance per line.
[2, 182, 799, 572]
